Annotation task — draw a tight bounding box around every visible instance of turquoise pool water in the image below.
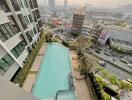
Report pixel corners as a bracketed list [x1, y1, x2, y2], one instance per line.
[32, 43, 72, 100]
[56, 90, 76, 100]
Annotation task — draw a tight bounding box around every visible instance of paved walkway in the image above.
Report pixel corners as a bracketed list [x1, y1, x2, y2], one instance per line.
[22, 43, 47, 92]
[70, 50, 92, 100]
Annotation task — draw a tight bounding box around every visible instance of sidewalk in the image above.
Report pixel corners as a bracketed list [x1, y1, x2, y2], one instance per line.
[70, 50, 93, 100]
[22, 43, 47, 92]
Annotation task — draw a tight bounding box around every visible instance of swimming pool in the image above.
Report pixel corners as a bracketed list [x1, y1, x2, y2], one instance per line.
[32, 42, 73, 100]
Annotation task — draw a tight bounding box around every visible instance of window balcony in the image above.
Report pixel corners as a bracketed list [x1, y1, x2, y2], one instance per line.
[10, 0, 21, 11]
[0, 0, 10, 12]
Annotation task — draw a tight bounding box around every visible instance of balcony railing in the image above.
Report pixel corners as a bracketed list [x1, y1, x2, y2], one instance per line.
[10, 0, 21, 11]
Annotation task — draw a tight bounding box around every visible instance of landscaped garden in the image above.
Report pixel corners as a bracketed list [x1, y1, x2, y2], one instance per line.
[12, 30, 45, 87]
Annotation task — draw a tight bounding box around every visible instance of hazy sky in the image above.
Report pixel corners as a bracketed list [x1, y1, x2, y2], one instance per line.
[66, 0, 132, 7]
[38, 0, 132, 8]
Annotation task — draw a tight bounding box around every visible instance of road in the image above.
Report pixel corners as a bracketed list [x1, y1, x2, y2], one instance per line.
[85, 48, 132, 80]
[103, 62, 132, 80]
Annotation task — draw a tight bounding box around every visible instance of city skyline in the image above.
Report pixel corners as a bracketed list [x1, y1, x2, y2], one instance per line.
[38, 0, 132, 8]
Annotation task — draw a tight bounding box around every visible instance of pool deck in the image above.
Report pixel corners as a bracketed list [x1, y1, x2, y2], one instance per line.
[22, 43, 47, 92]
[70, 50, 92, 100]
[22, 43, 93, 100]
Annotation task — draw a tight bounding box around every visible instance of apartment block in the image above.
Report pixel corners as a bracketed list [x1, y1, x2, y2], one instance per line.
[71, 8, 85, 36]
[0, 0, 42, 80]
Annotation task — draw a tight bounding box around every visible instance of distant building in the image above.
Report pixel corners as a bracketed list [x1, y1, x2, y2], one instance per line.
[48, 0, 55, 11]
[98, 29, 110, 44]
[81, 25, 91, 36]
[71, 8, 85, 36]
[64, 0, 67, 9]
[51, 18, 61, 27]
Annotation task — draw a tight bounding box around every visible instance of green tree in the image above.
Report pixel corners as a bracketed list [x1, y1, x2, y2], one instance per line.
[109, 75, 117, 85]
[45, 33, 52, 42]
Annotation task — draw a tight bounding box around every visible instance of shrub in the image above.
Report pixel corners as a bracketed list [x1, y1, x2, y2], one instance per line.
[12, 32, 45, 87]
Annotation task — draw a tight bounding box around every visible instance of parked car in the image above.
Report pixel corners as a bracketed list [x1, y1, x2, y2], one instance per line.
[98, 61, 107, 67]
[104, 52, 111, 56]
[127, 64, 132, 68]
[120, 59, 128, 64]
[109, 58, 116, 63]
[96, 49, 101, 54]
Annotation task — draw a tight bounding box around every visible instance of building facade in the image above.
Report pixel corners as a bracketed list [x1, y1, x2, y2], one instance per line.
[71, 9, 85, 36]
[0, 0, 42, 80]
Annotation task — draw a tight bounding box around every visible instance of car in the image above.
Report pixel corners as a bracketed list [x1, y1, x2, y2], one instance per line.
[104, 52, 111, 56]
[127, 79, 132, 84]
[127, 64, 132, 68]
[98, 61, 107, 67]
[120, 59, 128, 64]
[96, 49, 101, 54]
[109, 58, 116, 63]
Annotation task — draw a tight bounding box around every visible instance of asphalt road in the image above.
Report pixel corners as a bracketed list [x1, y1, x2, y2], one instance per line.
[91, 46, 132, 80]
[101, 62, 132, 80]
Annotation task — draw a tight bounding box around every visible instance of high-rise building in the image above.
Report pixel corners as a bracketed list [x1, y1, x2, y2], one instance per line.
[48, 0, 55, 11]
[0, 0, 42, 80]
[64, 0, 67, 9]
[71, 8, 85, 36]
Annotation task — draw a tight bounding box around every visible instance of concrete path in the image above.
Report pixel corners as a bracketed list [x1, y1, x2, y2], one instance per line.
[70, 50, 93, 100]
[23, 43, 47, 92]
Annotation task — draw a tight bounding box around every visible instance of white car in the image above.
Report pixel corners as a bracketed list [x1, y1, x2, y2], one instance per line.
[127, 64, 132, 68]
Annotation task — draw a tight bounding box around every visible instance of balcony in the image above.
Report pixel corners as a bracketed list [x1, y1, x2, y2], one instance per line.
[17, 49, 28, 64]
[26, 31, 33, 42]
[32, 0, 38, 8]
[4, 32, 21, 50]
[18, 14, 27, 30]
[3, 62, 20, 80]
[10, 0, 21, 11]
[33, 11, 37, 22]
[29, 0, 34, 9]
[35, 10, 40, 19]
[19, 34, 28, 46]
[0, 0, 10, 12]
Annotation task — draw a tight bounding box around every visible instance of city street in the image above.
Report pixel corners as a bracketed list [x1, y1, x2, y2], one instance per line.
[85, 47, 132, 80]
[103, 62, 132, 79]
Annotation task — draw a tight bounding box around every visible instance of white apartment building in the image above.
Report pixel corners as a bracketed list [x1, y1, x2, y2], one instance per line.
[0, 0, 42, 80]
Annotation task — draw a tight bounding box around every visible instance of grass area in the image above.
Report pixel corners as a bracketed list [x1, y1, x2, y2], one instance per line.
[12, 31, 45, 87]
[28, 71, 38, 74]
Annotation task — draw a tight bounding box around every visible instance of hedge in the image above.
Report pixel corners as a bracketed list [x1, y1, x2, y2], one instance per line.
[12, 32, 45, 87]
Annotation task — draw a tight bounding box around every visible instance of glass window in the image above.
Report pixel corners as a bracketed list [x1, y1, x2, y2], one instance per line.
[11, 49, 19, 58]
[0, 0, 10, 12]
[3, 54, 14, 66]
[28, 15, 33, 23]
[15, 46, 22, 54]
[0, 59, 10, 71]
[26, 31, 32, 42]
[33, 27, 37, 34]
[4, 23, 14, 36]
[18, 43, 24, 51]
[23, 0, 28, 8]
[17, 0, 24, 8]
[10, 0, 21, 11]
[0, 67, 5, 76]
[0, 54, 14, 76]
[11, 42, 25, 58]
[0, 30, 6, 42]
[29, 0, 34, 9]
[8, 16, 20, 33]
[0, 25, 11, 39]
[18, 14, 27, 29]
